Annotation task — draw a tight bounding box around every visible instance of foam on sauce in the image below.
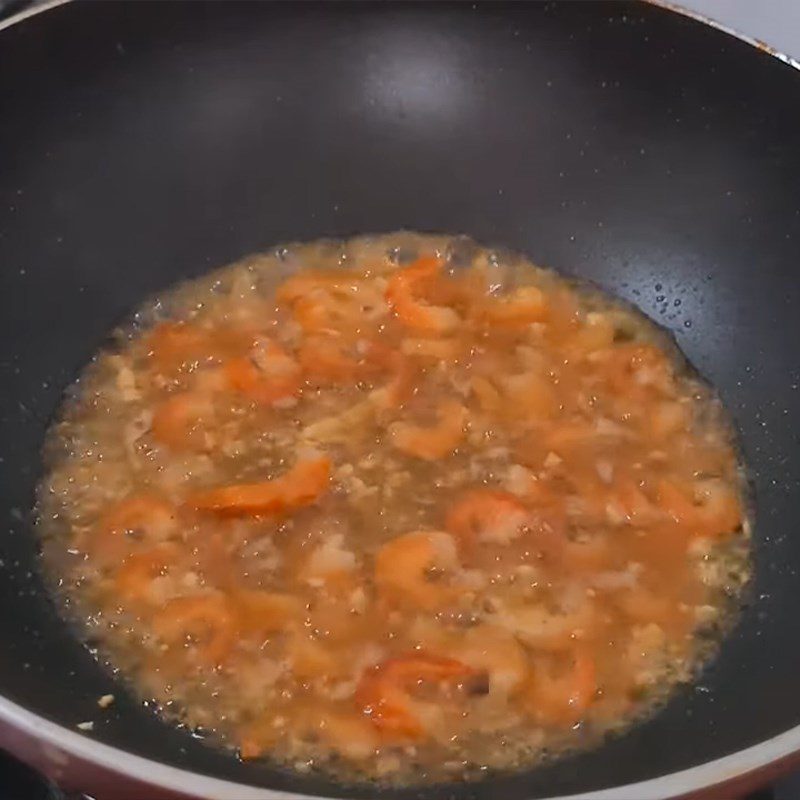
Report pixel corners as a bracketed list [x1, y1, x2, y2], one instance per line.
[37, 233, 750, 785]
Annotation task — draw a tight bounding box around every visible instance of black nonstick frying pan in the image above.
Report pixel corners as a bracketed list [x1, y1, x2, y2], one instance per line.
[1, 2, 800, 798]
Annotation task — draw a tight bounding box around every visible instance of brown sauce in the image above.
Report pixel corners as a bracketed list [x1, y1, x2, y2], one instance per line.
[37, 233, 750, 784]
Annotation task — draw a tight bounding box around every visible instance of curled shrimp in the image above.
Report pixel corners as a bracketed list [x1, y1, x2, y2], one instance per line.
[389, 399, 467, 460]
[355, 654, 476, 739]
[374, 530, 460, 611]
[446, 488, 529, 545]
[151, 391, 215, 452]
[224, 340, 302, 405]
[152, 593, 237, 665]
[90, 494, 178, 565]
[188, 457, 331, 517]
[385, 257, 461, 334]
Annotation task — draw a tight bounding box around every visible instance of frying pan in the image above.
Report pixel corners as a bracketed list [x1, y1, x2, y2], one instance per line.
[1, 1, 799, 798]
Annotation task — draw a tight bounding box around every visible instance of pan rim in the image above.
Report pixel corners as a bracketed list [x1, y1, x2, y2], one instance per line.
[2, 0, 800, 74]
[2, 687, 800, 799]
[0, 0, 796, 797]
[649, 0, 800, 72]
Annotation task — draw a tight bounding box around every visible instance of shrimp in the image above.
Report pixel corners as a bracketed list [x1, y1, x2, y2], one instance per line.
[389, 399, 467, 460]
[89, 494, 178, 565]
[446, 489, 529, 545]
[152, 593, 236, 665]
[385, 257, 461, 334]
[151, 391, 215, 451]
[374, 530, 460, 611]
[224, 340, 301, 405]
[355, 654, 476, 739]
[188, 457, 331, 516]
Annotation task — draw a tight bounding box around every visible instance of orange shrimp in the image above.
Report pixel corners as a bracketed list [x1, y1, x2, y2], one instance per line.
[89, 494, 178, 565]
[151, 391, 215, 451]
[374, 530, 460, 611]
[114, 542, 180, 603]
[224, 340, 301, 405]
[152, 593, 237, 665]
[188, 456, 331, 516]
[355, 654, 477, 739]
[385, 257, 461, 334]
[446, 489, 529, 546]
[389, 399, 467, 460]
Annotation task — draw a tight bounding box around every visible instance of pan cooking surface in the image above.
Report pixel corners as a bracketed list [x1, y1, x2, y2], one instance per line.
[0, 2, 799, 797]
